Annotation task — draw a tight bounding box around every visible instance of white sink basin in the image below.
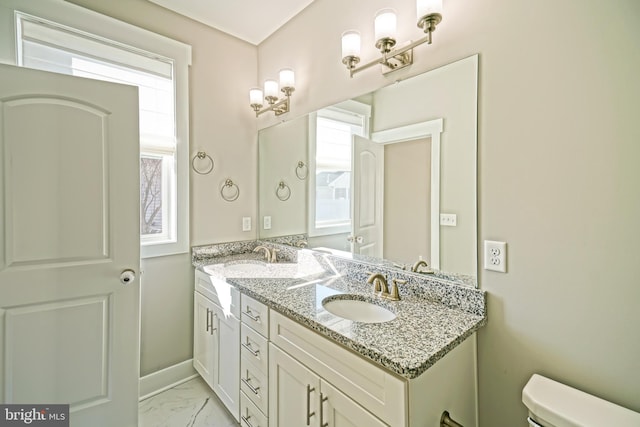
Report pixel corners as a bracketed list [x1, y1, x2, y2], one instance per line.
[322, 296, 396, 323]
[223, 262, 268, 274]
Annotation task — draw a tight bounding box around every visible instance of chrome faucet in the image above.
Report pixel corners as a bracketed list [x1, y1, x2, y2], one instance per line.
[253, 245, 278, 263]
[366, 272, 389, 297]
[411, 259, 434, 274]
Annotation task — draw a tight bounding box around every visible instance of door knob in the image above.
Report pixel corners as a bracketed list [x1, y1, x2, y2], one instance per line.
[120, 269, 136, 285]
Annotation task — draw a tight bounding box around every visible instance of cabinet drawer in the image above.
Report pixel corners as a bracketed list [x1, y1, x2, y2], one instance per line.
[195, 270, 240, 318]
[241, 294, 269, 337]
[241, 324, 268, 374]
[240, 392, 268, 427]
[241, 355, 269, 415]
[270, 311, 405, 426]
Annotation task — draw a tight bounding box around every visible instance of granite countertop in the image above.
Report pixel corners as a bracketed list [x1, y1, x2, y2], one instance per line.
[193, 246, 486, 380]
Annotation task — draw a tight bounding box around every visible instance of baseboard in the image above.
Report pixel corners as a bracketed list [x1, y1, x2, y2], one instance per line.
[139, 359, 198, 401]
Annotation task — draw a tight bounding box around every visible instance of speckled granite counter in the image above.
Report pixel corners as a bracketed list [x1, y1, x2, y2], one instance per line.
[192, 241, 486, 380]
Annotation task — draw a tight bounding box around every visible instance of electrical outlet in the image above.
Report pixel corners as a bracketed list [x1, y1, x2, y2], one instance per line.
[242, 217, 251, 232]
[440, 213, 457, 226]
[484, 240, 507, 273]
[263, 216, 272, 230]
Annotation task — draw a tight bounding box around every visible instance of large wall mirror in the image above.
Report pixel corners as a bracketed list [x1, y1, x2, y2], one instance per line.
[258, 55, 478, 286]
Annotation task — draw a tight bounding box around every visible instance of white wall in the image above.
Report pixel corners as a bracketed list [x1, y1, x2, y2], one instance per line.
[259, 0, 640, 425]
[258, 116, 308, 238]
[65, 0, 258, 376]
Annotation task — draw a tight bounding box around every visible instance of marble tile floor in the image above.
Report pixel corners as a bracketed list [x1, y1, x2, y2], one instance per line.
[139, 377, 239, 427]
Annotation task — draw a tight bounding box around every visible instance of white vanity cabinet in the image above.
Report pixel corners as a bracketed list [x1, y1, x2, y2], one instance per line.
[269, 310, 478, 427]
[193, 270, 240, 422]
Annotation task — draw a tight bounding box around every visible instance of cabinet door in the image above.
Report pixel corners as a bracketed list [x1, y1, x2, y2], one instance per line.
[270, 344, 320, 427]
[212, 303, 240, 421]
[321, 380, 388, 427]
[193, 291, 216, 389]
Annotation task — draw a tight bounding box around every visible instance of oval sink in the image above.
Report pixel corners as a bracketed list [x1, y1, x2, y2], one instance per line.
[224, 261, 268, 275]
[322, 296, 396, 323]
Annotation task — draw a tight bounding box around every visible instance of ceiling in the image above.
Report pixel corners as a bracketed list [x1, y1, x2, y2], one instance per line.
[147, 0, 316, 45]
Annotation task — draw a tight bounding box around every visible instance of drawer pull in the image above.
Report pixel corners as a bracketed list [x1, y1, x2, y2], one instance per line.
[243, 307, 260, 322]
[242, 341, 260, 357]
[306, 384, 316, 426]
[320, 393, 328, 427]
[205, 308, 216, 335]
[241, 377, 260, 395]
[241, 414, 257, 427]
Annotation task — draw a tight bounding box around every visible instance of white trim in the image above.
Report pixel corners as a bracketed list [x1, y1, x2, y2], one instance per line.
[372, 118, 443, 269]
[139, 359, 198, 401]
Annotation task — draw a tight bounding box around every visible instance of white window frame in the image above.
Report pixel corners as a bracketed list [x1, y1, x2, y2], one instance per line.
[0, 0, 192, 258]
[307, 100, 371, 237]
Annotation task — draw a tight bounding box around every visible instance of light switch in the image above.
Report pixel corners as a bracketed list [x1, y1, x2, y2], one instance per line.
[242, 217, 251, 231]
[263, 216, 272, 230]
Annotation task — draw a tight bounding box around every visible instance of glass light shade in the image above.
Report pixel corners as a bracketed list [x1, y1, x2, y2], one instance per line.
[264, 79, 279, 98]
[374, 8, 397, 41]
[249, 88, 263, 105]
[417, 0, 443, 18]
[341, 30, 361, 58]
[279, 68, 295, 89]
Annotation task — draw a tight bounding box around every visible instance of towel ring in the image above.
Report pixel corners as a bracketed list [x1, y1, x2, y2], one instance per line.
[220, 179, 240, 202]
[192, 151, 214, 175]
[295, 161, 308, 180]
[276, 181, 291, 201]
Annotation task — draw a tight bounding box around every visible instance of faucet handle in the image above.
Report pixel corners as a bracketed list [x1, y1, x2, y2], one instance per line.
[387, 279, 406, 301]
[270, 248, 279, 263]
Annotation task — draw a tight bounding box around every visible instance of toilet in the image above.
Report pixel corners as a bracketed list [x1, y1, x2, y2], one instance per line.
[522, 374, 640, 427]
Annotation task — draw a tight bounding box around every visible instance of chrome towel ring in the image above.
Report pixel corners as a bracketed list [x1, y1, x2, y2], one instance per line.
[276, 180, 291, 201]
[295, 160, 308, 180]
[191, 151, 214, 175]
[221, 179, 240, 202]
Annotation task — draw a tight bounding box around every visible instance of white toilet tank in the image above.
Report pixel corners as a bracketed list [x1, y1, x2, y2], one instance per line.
[522, 374, 640, 427]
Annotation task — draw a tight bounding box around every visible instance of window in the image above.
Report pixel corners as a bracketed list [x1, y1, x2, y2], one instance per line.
[14, 11, 191, 257]
[308, 101, 370, 236]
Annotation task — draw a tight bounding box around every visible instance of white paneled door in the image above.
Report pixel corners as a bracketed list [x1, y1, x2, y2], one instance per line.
[0, 64, 140, 426]
[352, 135, 384, 258]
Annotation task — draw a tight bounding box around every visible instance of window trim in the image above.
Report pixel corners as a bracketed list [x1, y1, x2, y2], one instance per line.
[3, 0, 192, 258]
[307, 100, 371, 238]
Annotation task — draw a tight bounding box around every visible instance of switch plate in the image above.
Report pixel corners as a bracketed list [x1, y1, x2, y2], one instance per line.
[263, 216, 272, 230]
[242, 217, 251, 231]
[484, 240, 507, 273]
[440, 213, 457, 226]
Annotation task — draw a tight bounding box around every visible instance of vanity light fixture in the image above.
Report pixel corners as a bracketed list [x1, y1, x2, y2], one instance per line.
[341, 0, 443, 77]
[249, 68, 295, 117]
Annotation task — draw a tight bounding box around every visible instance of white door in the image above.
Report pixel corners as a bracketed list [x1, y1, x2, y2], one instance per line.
[352, 135, 384, 257]
[0, 64, 140, 426]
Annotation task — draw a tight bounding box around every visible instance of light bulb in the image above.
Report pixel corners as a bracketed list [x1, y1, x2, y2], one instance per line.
[279, 68, 295, 89]
[341, 30, 361, 58]
[375, 8, 397, 41]
[264, 79, 279, 99]
[417, 0, 442, 19]
[249, 88, 263, 106]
